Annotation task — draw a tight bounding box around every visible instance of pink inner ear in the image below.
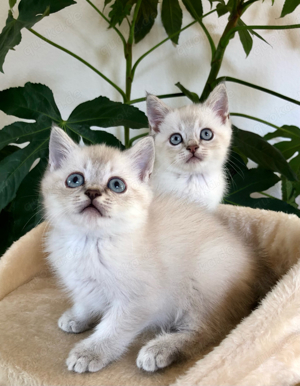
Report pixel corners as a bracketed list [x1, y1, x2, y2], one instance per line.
[214, 98, 229, 124]
[147, 96, 171, 133]
[149, 112, 164, 133]
[204, 85, 229, 125]
[209, 93, 229, 124]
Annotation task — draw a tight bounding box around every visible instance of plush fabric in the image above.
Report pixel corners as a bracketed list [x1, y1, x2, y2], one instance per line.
[1, 204, 300, 386]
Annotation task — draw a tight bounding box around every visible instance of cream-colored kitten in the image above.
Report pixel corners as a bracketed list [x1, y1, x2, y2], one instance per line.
[147, 84, 232, 211]
[42, 127, 256, 374]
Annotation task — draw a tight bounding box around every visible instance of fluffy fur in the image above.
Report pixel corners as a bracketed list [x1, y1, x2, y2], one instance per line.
[2, 206, 300, 385]
[41, 127, 257, 374]
[147, 84, 232, 211]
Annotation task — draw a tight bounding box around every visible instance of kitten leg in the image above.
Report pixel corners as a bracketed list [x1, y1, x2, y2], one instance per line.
[58, 303, 98, 334]
[66, 305, 150, 373]
[137, 331, 196, 372]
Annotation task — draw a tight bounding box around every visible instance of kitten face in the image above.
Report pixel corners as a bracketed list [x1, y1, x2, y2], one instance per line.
[147, 84, 232, 175]
[42, 128, 154, 235]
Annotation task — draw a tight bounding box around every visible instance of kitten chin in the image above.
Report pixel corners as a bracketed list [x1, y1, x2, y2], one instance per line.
[147, 83, 232, 211]
[42, 127, 258, 374]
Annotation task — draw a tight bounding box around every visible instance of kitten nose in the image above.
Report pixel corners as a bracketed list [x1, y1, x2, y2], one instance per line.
[186, 145, 199, 154]
[85, 189, 101, 200]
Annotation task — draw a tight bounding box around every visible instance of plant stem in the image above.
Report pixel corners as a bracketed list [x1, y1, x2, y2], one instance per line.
[183, 4, 216, 58]
[85, 0, 126, 47]
[131, 8, 217, 77]
[230, 113, 281, 131]
[224, 24, 300, 42]
[198, 19, 216, 58]
[28, 28, 126, 100]
[200, 2, 245, 102]
[129, 132, 149, 146]
[124, 0, 142, 147]
[129, 92, 185, 104]
[214, 77, 300, 106]
[132, 21, 196, 77]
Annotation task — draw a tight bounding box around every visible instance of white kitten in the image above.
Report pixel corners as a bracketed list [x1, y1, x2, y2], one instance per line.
[42, 127, 256, 374]
[147, 84, 232, 211]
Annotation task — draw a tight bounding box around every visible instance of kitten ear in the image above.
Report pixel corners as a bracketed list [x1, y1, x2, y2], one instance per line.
[49, 125, 77, 171]
[126, 136, 155, 183]
[146, 93, 172, 133]
[204, 83, 229, 124]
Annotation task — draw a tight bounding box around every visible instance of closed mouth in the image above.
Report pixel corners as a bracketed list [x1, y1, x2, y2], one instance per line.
[187, 155, 202, 163]
[81, 203, 103, 216]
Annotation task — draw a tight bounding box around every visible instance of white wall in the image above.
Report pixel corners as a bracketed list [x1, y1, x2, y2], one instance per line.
[0, 0, 299, 199]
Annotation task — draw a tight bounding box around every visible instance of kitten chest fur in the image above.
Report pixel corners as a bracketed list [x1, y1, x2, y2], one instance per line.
[46, 228, 153, 312]
[151, 165, 225, 210]
[46, 196, 254, 332]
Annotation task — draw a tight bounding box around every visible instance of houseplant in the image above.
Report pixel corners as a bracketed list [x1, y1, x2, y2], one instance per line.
[0, 0, 299, 255]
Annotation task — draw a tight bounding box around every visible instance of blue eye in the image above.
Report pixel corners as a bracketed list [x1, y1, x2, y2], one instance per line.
[170, 133, 183, 145]
[66, 173, 84, 188]
[108, 177, 126, 193]
[200, 128, 213, 141]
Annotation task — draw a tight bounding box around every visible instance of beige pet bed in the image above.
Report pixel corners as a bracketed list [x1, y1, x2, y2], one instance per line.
[1, 204, 300, 386]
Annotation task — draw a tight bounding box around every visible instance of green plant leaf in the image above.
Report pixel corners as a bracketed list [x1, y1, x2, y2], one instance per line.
[9, 0, 17, 9]
[237, 19, 253, 57]
[175, 82, 199, 103]
[134, 0, 158, 43]
[241, 0, 260, 12]
[67, 95, 148, 130]
[0, 157, 48, 256]
[216, 2, 229, 16]
[281, 0, 300, 17]
[0, 0, 76, 72]
[0, 120, 52, 151]
[108, 0, 135, 27]
[265, 125, 300, 142]
[66, 125, 125, 149]
[216, 0, 233, 16]
[224, 158, 300, 216]
[0, 132, 49, 212]
[10, 158, 48, 240]
[225, 167, 280, 204]
[0, 207, 14, 256]
[289, 154, 300, 174]
[0, 82, 62, 121]
[208, 0, 224, 8]
[0, 144, 19, 162]
[247, 26, 270, 47]
[182, 0, 203, 19]
[281, 175, 298, 207]
[233, 125, 298, 181]
[161, 0, 183, 44]
[265, 125, 300, 171]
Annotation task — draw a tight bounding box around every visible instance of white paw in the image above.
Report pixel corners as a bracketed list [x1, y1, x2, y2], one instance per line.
[58, 313, 88, 334]
[66, 342, 109, 373]
[136, 341, 175, 372]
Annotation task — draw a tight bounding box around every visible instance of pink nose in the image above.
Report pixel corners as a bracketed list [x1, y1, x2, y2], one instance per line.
[186, 145, 199, 154]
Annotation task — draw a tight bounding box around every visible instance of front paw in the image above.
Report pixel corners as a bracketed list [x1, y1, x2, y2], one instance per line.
[136, 341, 176, 372]
[58, 312, 89, 334]
[67, 342, 110, 373]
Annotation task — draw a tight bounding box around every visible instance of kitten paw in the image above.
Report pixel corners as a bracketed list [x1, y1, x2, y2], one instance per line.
[58, 312, 90, 334]
[136, 341, 176, 372]
[67, 342, 109, 373]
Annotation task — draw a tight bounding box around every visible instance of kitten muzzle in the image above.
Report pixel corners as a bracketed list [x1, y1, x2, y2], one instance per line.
[81, 202, 103, 216]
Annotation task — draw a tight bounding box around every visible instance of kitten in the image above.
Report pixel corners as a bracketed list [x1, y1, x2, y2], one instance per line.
[147, 84, 232, 211]
[42, 127, 257, 374]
